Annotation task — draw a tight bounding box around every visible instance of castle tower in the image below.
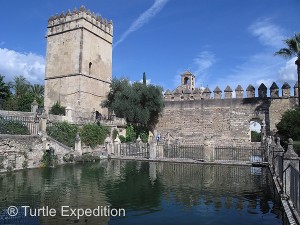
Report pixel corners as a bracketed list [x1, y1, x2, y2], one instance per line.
[181, 71, 195, 91]
[44, 6, 113, 114]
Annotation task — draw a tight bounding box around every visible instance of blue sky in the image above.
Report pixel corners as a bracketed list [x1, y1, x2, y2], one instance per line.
[0, 0, 299, 94]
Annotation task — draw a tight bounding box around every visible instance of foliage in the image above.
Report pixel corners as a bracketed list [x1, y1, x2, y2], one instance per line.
[276, 107, 300, 140]
[41, 151, 58, 167]
[0, 74, 11, 100]
[22, 160, 28, 169]
[123, 124, 149, 143]
[0, 156, 4, 169]
[80, 124, 110, 148]
[275, 33, 300, 105]
[112, 128, 119, 141]
[119, 135, 126, 143]
[75, 153, 99, 162]
[1, 75, 43, 112]
[102, 77, 164, 130]
[140, 130, 148, 143]
[0, 116, 30, 135]
[10, 75, 30, 98]
[30, 84, 44, 98]
[46, 122, 79, 148]
[251, 131, 261, 142]
[275, 33, 300, 58]
[50, 101, 66, 115]
[125, 125, 136, 142]
[63, 153, 75, 163]
[294, 141, 300, 156]
[3, 92, 43, 112]
[143, 72, 147, 85]
[133, 125, 148, 143]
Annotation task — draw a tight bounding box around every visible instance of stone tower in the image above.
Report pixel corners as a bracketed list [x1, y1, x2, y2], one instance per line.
[181, 71, 195, 91]
[44, 6, 113, 114]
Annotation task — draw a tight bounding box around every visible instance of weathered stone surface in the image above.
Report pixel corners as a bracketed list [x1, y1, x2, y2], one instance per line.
[44, 7, 113, 115]
[156, 97, 297, 146]
[0, 134, 75, 173]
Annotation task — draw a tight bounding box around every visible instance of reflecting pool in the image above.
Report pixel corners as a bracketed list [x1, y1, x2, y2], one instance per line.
[0, 160, 282, 225]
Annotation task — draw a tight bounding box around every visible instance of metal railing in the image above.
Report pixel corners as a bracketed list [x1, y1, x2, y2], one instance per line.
[160, 145, 204, 160]
[119, 143, 149, 158]
[290, 164, 300, 214]
[0, 115, 39, 135]
[214, 146, 264, 162]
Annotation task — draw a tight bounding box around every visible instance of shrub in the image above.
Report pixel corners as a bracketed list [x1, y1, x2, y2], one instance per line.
[63, 153, 75, 163]
[276, 107, 300, 140]
[125, 125, 136, 142]
[112, 128, 119, 141]
[41, 150, 58, 167]
[0, 117, 30, 135]
[140, 130, 149, 143]
[80, 124, 110, 148]
[119, 135, 126, 143]
[46, 122, 79, 148]
[50, 101, 66, 115]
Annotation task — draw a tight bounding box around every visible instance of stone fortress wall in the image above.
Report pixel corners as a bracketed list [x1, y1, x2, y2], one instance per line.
[44, 6, 113, 115]
[156, 71, 298, 146]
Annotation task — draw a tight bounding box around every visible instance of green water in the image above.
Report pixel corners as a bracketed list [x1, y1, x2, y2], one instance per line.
[0, 160, 282, 225]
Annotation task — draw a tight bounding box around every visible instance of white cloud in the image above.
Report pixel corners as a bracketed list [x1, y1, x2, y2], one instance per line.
[278, 56, 297, 82]
[114, 0, 170, 48]
[248, 18, 285, 48]
[171, 51, 216, 89]
[214, 53, 283, 92]
[193, 51, 216, 75]
[138, 78, 151, 85]
[0, 48, 45, 84]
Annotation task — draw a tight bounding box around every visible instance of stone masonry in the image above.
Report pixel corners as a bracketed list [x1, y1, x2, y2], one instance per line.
[44, 6, 113, 115]
[157, 71, 298, 146]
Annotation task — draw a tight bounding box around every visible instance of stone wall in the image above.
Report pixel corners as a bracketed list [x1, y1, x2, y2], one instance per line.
[156, 96, 297, 146]
[0, 134, 76, 173]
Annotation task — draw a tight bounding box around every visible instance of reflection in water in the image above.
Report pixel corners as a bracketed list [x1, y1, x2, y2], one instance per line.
[0, 160, 282, 225]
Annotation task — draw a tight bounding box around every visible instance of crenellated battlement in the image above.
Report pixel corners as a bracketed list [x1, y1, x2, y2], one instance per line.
[47, 5, 113, 39]
[164, 81, 299, 101]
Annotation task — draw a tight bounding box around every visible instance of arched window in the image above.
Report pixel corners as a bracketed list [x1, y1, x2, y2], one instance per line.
[184, 77, 190, 85]
[250, 120, 262, 142]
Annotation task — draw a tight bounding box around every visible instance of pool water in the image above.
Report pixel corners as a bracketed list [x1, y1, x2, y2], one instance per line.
[0, 160, 282, 225]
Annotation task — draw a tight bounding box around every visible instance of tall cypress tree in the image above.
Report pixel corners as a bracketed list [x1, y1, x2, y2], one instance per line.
[143, 72, 147, 85]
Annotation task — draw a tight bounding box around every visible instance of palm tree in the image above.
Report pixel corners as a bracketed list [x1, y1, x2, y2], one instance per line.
[30, 84, 44, 98]
[10, 75, 30, 97]
[275, 33, 300, 105]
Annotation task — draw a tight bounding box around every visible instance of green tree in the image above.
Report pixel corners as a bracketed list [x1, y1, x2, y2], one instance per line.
[102, 78, 164, 131]
[275, 33, 300, 105]
[30, 84, 44, 98]
[0, 75, 11, 100]
[10, 75, 30, 97]
[143, 72, 147, 85]
[276, 107, 300, 140]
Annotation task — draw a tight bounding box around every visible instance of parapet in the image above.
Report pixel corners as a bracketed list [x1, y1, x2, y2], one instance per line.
[47, 5, 113, 37]
[164, 81, 299, 101]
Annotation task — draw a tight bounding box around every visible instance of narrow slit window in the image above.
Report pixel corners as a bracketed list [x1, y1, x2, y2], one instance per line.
[89, 62, 92, 75]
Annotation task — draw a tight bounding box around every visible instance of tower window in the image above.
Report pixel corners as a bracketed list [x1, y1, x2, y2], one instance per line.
[184, 77, 190, 85]
[89, 62, 92, 75]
